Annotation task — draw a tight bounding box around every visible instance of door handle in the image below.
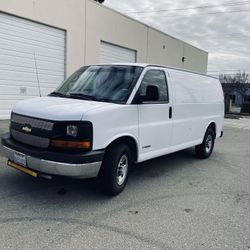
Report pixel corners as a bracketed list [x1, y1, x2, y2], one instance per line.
[169, 106, 172, 119]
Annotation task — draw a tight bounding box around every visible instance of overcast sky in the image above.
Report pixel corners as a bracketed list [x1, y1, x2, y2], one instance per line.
[104, 0, 250, 76]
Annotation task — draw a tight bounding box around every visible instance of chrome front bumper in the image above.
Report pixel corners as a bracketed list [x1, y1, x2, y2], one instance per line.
[2, 145, 102, 179]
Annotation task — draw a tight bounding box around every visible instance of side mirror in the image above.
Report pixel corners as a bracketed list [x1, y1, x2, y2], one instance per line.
[139, 85, 159, 103]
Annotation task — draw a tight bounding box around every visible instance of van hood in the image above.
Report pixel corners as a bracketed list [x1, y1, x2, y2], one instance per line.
[12, 96, 113, 121]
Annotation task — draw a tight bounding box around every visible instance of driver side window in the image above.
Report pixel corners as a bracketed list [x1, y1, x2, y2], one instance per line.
[140, 70, 169, 102]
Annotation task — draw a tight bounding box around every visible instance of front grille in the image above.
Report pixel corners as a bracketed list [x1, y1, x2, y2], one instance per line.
[11, 113, 53, 131]
[10, 113, 54, 149]
[11, 129, 50, 148]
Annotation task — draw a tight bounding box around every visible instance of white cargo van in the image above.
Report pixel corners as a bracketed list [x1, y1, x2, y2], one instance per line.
[1, 64, 224, 195]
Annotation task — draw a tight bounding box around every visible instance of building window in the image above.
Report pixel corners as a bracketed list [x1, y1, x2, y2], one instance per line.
[244, 95, 250, 103]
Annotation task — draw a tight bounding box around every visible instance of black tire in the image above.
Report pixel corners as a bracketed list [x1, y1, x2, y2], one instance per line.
[195, 128, 215, 159]
[99, 143, 131, 196]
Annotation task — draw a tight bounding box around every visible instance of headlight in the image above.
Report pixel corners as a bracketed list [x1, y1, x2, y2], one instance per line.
[66, 125, 78, 137]
[52, 122, 93, 151]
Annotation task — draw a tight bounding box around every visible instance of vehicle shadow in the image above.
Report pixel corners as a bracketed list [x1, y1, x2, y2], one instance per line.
[1, 147, 200, 203]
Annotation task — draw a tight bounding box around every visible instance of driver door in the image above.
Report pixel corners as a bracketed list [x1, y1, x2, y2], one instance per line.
[136, 68, 173, 162]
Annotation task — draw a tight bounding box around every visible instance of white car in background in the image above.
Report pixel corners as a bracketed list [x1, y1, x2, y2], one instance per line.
[1, 63, 224, 195]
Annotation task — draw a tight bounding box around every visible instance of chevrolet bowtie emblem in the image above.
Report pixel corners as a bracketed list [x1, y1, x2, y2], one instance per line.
[22, 125, 32, 133]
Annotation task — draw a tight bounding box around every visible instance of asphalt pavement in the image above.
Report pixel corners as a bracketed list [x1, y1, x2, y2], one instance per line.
[0, 119, 249, 250]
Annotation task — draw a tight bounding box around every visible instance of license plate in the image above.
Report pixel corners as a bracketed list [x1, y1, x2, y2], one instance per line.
[14, 152, 27, 167]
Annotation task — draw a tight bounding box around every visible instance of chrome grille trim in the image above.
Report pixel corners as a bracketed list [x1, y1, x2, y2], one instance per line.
[11, 113, 54, 131]
[11, 129, 50, 148]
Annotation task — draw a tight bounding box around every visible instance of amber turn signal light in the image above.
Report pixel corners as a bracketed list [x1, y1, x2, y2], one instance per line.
[51, 140, 91, 149]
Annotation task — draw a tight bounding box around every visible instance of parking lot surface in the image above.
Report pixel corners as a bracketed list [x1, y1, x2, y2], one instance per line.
[0, 119, 250, 249]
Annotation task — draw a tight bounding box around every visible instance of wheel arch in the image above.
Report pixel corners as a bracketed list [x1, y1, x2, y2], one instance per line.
[205, 121, 217, 136]
[104, 134, 139, 163]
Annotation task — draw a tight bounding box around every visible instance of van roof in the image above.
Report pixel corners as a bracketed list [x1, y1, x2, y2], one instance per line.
[91, 63, 217, 79]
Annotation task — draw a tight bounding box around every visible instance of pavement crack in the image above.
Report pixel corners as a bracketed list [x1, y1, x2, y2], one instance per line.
[0, 216, 171, 249]
[91, 191, 237, 224]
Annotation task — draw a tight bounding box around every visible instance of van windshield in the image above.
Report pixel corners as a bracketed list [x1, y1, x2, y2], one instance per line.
[50, 65, 143, 104]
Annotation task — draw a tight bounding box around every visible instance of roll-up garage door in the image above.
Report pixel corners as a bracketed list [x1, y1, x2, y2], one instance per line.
[100, 41, 136, 64]
[0, 13, 65, 119]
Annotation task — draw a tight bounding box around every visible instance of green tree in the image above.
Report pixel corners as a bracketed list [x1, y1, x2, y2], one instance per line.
[219, 72, 249, 102]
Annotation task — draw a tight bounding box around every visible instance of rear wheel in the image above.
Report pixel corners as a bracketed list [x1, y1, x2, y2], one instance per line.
[195, 128, 215, 159]
[99, 143, 131, 196]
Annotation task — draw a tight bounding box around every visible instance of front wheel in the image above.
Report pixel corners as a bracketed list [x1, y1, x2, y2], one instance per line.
[195, 128, 215, 159]
[99, 143, 131, 196]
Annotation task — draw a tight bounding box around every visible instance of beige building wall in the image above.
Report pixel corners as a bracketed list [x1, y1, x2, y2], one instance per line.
[183, 43, 208, 73]
[86, 1, 208, 73]
[0, 0, 208, 75]
[85, 0, 148, 65]
[147, 27, 209, 73]
[147, 28, 184, 68]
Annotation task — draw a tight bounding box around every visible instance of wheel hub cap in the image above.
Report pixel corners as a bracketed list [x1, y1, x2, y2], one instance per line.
[205, 134, 213, 153]
[116, 154, 128, 186]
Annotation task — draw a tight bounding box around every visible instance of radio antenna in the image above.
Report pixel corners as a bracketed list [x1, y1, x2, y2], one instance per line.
[33, 52, 42, 97]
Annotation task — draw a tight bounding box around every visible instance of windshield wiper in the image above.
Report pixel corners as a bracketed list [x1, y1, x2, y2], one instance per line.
[68, 93, 97, 101]
[67, 93, 123, 103]
[49, 91, 65, 97]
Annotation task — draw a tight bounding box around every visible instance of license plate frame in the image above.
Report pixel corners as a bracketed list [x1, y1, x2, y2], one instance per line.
[14, 152, 27, 167]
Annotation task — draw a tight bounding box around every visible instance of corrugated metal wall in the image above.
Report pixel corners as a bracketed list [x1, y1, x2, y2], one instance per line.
[0, 13, 65, 119]
[100, 41, 136, 64]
